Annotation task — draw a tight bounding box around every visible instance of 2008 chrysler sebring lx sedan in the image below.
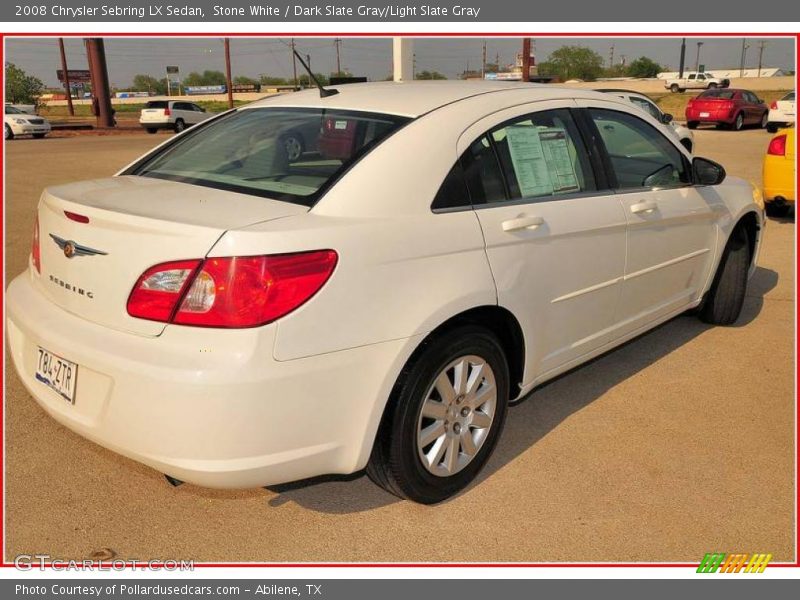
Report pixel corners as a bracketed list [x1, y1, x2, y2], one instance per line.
[7, 82, 764, 504]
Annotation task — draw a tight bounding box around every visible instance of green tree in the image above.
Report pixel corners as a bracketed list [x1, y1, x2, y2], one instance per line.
[131, 74, 166, 95]
[626, 56, 664, 78]
[415, 70, 447, 80]
[298, 73, 330, 87]
[538, 46, 604, 81]
[233, 75, 259, 86]
[260, 75, 288, 86]
[183, 70, 227, 87]
[5, 62, 45, 104]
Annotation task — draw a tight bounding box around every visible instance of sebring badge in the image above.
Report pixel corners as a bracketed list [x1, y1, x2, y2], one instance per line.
[49, 234, 108, 259]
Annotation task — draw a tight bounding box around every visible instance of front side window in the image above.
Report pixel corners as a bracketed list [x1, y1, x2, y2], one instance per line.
[589, 108, 690, 189]
[131, 107, 408, 206]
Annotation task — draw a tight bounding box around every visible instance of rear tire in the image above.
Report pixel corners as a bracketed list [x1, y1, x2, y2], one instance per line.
[367, 325, 510, 504]
[699, 227, 750, 326]
[733, 113, 744, 131]
[146, 128, 158, 134]
[670, 84, 680, 93]
[765, 201, 791, 218]
[766, 123, 779, 133]
[680, 138, 693, 153]
[708, 82, 718, 89]
[173, 119, 186, 133]
[760, 112, 768, 129]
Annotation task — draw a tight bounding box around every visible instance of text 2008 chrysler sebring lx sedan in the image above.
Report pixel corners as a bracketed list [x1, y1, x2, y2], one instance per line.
[7, 82, 764, 504]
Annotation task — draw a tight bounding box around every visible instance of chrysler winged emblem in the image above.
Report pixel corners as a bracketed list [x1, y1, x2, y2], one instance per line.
[49, 234, 108, 259]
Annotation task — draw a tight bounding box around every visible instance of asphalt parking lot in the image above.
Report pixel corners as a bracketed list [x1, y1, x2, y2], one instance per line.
[3, 129, 795, 563]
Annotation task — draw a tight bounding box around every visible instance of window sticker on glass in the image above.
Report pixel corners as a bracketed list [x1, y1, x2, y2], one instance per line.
[538, 128, 580, 193]
[334, 120, 348, 130]
[505, 125, 554, 197]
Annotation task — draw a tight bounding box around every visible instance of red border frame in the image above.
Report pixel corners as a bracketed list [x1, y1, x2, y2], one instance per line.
[1, 30, 798, 571]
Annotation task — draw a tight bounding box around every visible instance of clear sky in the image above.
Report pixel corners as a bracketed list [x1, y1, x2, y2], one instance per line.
[5, 36, 796, 88]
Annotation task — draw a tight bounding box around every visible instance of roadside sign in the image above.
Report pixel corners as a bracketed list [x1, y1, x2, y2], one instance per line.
[56, 69, 91, 83]
[166, 65, 180, 74]
[699, 64, 705, 72]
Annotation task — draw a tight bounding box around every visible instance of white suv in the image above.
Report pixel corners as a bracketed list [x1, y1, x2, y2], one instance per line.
[139, 100, 212, 134]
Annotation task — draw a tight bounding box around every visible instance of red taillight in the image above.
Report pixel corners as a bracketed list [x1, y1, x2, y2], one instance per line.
[767, 134, 787, 156]
[770, 100, 778, 110]
[31, 216, 41, 274]
[64, 210, 90, 224]
[127, 259, 202, 322]
[127, 251, 337, 328]
[163, 107, 171, 116]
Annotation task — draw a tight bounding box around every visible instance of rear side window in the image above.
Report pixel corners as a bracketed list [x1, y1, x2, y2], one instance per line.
[461, 136, 507, 204]
[588, 108, 690, 190]
[783, 92, 795, 101]
[432, 162, 471, 210]
[145, 101, 169, 109]
[489, 109, 595, 202]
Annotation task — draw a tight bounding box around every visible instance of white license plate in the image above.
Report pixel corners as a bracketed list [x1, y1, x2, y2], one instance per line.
[35, 347, 78, 404]
[700, 112, 710, 117]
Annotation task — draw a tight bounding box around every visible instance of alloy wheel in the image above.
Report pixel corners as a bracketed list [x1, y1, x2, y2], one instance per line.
[416, 355, 497, 477]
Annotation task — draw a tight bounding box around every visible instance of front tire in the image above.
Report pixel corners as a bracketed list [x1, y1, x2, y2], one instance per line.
[4, 124, 13, 140]
[760, 112, 768, 129]
[670, 84, 680, 93]
[699, 227, 750, 325]
[708, 82, 718, 89]
[367, 325, 510, 504]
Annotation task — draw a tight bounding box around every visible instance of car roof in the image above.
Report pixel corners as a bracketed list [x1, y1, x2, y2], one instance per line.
[244, 81, 586, 118]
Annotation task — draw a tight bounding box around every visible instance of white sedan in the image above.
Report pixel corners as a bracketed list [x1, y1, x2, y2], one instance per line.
[766, 91, 795, 133]
[7, 82, 764, 504]
[4, 105, 51, 139]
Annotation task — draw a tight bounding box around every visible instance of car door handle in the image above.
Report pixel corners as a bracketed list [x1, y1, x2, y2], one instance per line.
[502, 215, 544, 232]
[630, 200, 658, 214]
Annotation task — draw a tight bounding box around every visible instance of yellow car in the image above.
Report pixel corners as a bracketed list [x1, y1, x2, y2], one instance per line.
[763, 126, 795, 217]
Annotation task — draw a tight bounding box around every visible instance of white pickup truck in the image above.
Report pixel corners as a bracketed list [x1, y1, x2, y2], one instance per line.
[664, 72, 731, 93]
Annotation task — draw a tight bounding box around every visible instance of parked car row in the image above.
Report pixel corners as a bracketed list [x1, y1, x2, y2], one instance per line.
[762, 126, 795, 217]
[766, 91, 796, 133]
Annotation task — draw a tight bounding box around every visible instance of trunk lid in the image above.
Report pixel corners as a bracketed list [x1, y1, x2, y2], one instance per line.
[690, 97, 734, 118]
[35, 175, 307, 336]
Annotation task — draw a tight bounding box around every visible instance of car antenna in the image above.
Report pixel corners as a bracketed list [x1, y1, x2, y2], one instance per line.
[292, 49, 339, 98]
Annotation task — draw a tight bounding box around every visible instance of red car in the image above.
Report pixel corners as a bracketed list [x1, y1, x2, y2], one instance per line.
[685, 88, 769, 131]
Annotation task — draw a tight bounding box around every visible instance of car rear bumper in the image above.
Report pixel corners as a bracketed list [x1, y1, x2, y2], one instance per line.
[763, 155, 795, 202]
[139, 120, 174, 130]
[6, 270, 414, 488]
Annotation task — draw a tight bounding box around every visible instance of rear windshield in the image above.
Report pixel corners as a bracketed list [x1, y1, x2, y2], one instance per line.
[131, 107, 409, 206]
[782, 92, 795, 101]
[145, 101, 169, 109]
[699, 90, 736, 99]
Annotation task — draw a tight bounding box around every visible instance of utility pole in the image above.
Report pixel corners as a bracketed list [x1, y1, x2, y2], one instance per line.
[740, 38, 749, 78]
[58, 38, 74, 116]
[84, 38, 114, 128]
[678, 38, 686, 78]
[757, 40, 767, 78]
[291, 38, 298, 90]
[695, 41, 703, 73]
[481, 40, 487, 78]
[224, 38, 233, 109]
[609, 44, 615, 69]
[334, 38, 342, 74]
[413, 53, 417, 79]
[307, 54, 312, 77]
[521, 38, 531, 83]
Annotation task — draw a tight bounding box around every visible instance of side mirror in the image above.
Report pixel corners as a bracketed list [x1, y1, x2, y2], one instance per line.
[661, 113, 674, 124]
[693, 157, 726, 186]
[757, 98, 764, 105]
